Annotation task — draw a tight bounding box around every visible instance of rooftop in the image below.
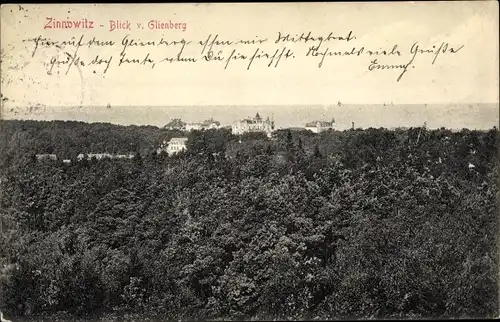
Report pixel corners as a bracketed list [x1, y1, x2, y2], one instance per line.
[305, 120, 335, 127]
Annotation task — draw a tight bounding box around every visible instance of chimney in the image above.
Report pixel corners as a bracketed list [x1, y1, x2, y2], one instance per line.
[351, 122, 354, 129]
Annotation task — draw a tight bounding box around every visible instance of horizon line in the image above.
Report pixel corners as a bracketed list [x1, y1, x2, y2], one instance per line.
[1, 118, 497, 132]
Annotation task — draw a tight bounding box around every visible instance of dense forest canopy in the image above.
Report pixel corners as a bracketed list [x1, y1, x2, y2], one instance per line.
[0, 119, 498, 320]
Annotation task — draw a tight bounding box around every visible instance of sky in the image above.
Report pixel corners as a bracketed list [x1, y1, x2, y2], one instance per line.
[1, 3, 499, 129]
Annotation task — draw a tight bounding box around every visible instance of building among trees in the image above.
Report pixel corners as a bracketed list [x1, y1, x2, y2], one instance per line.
[164, 118, 186, 130]
[305, 118, 335, 133]
[232, 113, 274, 137]
[35, 154, 57, 161]
[157, 137, 188, 156]
[76, 153, 135, 161]
[185, 118, 222, 131]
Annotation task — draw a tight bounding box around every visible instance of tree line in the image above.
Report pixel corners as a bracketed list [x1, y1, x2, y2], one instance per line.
[0, 120, 498, 320]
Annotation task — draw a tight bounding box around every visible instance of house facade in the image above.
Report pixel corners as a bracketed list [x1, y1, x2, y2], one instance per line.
[157, 137, 188, 156]
[232, 113, 274, 137]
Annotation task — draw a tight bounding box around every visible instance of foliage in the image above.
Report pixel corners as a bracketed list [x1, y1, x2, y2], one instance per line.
[0, 120, 498, 320]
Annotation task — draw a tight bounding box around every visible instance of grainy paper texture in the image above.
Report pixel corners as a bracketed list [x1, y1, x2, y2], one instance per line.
[1, 2, 498, 127]
[0, 2, 498, 321]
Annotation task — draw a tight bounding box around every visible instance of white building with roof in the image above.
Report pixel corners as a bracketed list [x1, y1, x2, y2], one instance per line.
[185, 118, 222, 131]
[157, 137, 189, 156]
[232, 113, 274, 137]
[305, 119, 336, 133]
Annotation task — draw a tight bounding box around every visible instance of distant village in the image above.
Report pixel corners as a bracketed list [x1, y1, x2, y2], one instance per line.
[158, 113, 335, 156]
[35, 113, 336, 161]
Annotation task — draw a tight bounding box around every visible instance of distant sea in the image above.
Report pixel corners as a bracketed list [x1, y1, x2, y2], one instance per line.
[2, 103, 498, 131]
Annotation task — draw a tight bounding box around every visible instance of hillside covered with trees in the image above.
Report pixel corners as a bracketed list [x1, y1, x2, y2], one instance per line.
[0, 120, 498, 320]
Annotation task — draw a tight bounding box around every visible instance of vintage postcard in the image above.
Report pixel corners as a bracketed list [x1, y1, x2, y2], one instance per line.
[0, 2, 498, 321]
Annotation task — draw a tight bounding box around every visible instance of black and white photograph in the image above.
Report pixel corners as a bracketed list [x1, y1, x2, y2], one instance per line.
[0, 2, 499, 321]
